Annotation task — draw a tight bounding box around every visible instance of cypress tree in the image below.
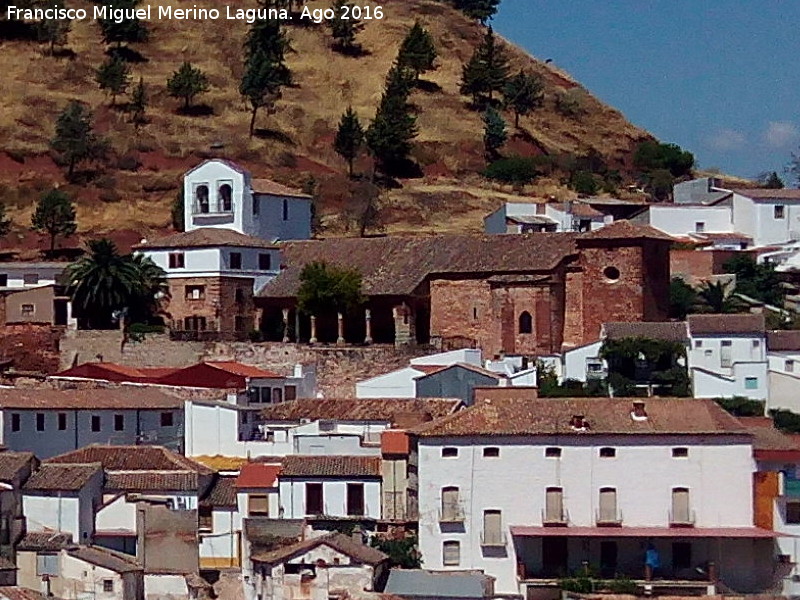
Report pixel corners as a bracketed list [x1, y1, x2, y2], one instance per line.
[459, 27, 509, 107]
[95, 55, 131, 106]
[366, 63, 418, 175]
[483, 106, 507, 158]
[397, 21, 436, 82]
[334, 107, 365, 178]
[502, 70, 544, 128]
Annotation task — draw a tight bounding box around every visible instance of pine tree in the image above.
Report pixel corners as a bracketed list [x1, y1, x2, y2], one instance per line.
[454, 0, 501, 24]
[95, 56, 130, 106]
[166, 62, 210, 111]
[502, 70, 544, 128]
[50, 101, 108, 181]
[328, 0, 363, 54]
[240, 49, 285, 137]
[31, 188, 77, 252]
[459, 27, 509, 107]
[244, 17, 292, 82]
[765, 171, 785, 189]
[483, 106, 506, 158]
[128, 77, 147, 127]
[366, 63, 418, 175]
[97, 0, 148, 49]
[37, 0, 71, 55]
[334, 107, 365, 178]
[397, 21, 436, 81]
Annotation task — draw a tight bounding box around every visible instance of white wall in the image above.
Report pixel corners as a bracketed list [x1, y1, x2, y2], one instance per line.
[140, 246, 280, 282]
[144, 573, 189, 599]
[417, 434, 754, 594]
[96, 495, 137, 533]
[732, 194, 800, 247]
[0, 264, 64, 288]
[278, 479, 381, 519]
[410, 349, 482, 367]
[356, 367, 423, 398]
[237, 489, 280, 519]
[562, 341, 603, 382]
[646, 205, 733, 236]
[691, 363, 768, 400]
[24, 495, 81, 540]
[60, 553, 124, 600]
[688, 334, 766, 375]
[184, 161, 252, 235]
[768, 353, 800, 411]
[200, 508, 241, 564]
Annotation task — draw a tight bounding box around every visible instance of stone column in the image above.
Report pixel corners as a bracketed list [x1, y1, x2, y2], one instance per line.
[309, 315, 317, 344]
[393, 303, 415, 347]
[336, 312, 345, 346]
[281, 308, 290, 343]
[294, 310, 300, 343]
[364, 309, 373, 344]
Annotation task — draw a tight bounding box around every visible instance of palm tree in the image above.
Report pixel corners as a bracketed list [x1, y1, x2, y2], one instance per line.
[696, 280, 742, 314]
[63, 238, 166, 329]
[128, 253, 170, 323]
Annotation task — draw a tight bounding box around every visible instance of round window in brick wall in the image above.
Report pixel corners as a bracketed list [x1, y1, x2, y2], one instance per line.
[603, 266, 620, 282]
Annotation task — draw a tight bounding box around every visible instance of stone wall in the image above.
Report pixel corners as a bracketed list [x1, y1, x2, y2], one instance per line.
[0, 324, 62, 373]
[60, 330, 428, 397]
[670, 248, 738, 283]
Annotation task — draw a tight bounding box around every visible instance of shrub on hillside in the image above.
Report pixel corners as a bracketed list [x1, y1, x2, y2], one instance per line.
[484, 155, 549, 185]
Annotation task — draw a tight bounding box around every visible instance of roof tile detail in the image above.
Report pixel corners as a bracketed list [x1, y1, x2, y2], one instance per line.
[280, 455, 381, 478]
[687, 313, 766, 335]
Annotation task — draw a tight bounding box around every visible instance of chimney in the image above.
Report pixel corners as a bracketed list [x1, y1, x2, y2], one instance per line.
[631, 400, 648, 421]
[570, 414, 587, 430]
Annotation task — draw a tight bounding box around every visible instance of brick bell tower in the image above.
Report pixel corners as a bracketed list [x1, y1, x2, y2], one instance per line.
[573, 221, 673, 344]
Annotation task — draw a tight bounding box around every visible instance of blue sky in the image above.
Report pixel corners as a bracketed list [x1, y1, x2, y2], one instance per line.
[492, 0, 800, 182]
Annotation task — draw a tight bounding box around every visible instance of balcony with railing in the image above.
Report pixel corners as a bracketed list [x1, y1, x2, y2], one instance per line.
[480, 530, 507, 547]
[439, 502, 465, 524]
[595, 508, 623, 527]
[669, 509, 696, 527]
[542, 508, 569, 527]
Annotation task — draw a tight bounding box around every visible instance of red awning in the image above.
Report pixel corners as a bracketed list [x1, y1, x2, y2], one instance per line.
[509, 526, 785, 539]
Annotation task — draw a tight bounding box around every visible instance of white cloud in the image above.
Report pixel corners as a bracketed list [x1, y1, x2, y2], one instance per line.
[705, 128, 747, 152]
[763, 121, 799, 149]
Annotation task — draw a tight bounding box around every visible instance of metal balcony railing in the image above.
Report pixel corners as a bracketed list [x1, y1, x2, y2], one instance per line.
[480, 531, 507, 547]
[439, 503, 465, 523]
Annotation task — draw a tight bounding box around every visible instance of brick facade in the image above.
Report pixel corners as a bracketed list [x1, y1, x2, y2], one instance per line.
[670, 248, 739, 282]
[166, 276, 255, 334]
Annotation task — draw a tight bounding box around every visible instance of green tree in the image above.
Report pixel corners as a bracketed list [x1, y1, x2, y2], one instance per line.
[723, 254, 785, 307]
[171, 190, 184, 232]
[397, 21, 436, 82]
[334, 106, 365, 178]
[715, 396, 765, 417]
[50, 101, 108, 180]
[128, 77, 147, 127]
[128, 252, 169, 324]
[63, 238, 165, 329]
[762, 171, 785, 189]
[297, 261, 363, 317]
[244, 17, 291, 81]
[648, 168, 674, 202]
[570, 170, 599, 195]
[97, 0, 148, 49]
[600, 337, 690, 397]
[370, 535, 422, 569]
[366, 63, 418, 175]
[633, 140, 694, 178]
[669, 277, 697, 320]
[95, 56, 130, 106]
[31, 188, 77, 252]
[459, 27, 509, 107]
[696, 280, 742, 314]
[240, 49, 286, 137]
[482, 106, 506, 159]
[166, 61, 210, 111]
[36, 0, 71, 54]
[327, 0, 362, 54]
[502, 70, 544, 128]
[453, 0, 501, 24]
[555, 88, 586, 118]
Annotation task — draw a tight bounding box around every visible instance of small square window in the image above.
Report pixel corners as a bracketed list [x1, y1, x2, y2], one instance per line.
[599, 447, 616, 458]
[752, 339, 760, 348]
[695, 222, 705, 233]
[21, 304, 34, 316]
[704, 349, 713, 357]
[483, 447, 500, 458]
[441, 447, 458, 458]
[259, 253, 272, 271]
[229, 252, 242, 270]
[10, 414, 20, 432]
[114, 414, 124, 432]
[185, 285, 205, 300]
[545, 447, 562, 458]
[168, 253, 185, 269]
[285, 385, 297, 401]
[745, 377, 759, 390]
[672, 447, 689, 458]
[161, 412, 174, 427]
[694, 340, 703, 348]
[103, 579, 114, 593]
[23, 274, 38, 285]
[775, 205, 786, 220]
[91, 416, 101, 432]
[786, 360, 795, 372]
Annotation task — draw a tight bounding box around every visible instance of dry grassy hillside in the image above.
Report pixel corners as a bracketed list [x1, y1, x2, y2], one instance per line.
[0, 0, 654, 247]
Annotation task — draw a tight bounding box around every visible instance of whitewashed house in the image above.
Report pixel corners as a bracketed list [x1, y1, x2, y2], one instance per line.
[236, 463, 282, 520]
[629, 204, 748, 249]
[277, 456, 382, 521]
[687, 314, 768, 400]
[727, 188, 800, 248]
[249, 533, 387, 600]
[198, 476, 241, 569]
[412, 396, 781, 596]
[767, 330, 800, 412]
[484, 202, 611, 234]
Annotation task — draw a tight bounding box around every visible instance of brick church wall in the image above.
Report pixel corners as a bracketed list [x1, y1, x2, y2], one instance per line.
[166, 276, 255, 333]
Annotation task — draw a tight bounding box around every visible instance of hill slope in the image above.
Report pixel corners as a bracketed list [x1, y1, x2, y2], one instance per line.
[0, 0, 653, 247]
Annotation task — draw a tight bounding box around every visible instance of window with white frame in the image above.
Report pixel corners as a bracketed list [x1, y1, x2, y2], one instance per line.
[442, 541, 460, 566]
[775, 205, 786, 220]
[745, 377, 759, 390]
[786, 360, 795, 372]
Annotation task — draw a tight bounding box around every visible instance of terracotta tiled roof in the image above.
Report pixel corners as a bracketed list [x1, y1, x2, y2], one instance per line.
[193, 455, 250, 472]
[550, 202, 604, 218]
[235, 463, 281, 489]
[24, 463, 102, 491]
[412, 397, 748, 437]
[67, 545, 142, 573]
[738, 417, 800, 455]
[0, 451, 36, 483]
[106, 471, 201, 492]
[603, 321, 688, 342]
[16, 531, 73, 551]
[205, 361, 284, 379]
[415, 363, 503, 381]
[687, 313, 766, 335]
[251, 532, 387, 565]
[280, 455, 381, 478]
[200, 476, 238, 508]
[260, 234, 581, 298]
[46, 445, 214, 475]
[134, 228, 279, 250]
[0, 388, 182, 410]
[260, 398, 459, 424]
[252, 179, 311, 198]
[244, 518, 304, 543]
[732, 188, 800, 200]
[579, 220, 675, 242]
[767, 330, 800, 351]
[0, 588, 50, 600]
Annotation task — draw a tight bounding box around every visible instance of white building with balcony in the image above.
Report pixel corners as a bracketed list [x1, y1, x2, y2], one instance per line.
[413, 396, 781, 596]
